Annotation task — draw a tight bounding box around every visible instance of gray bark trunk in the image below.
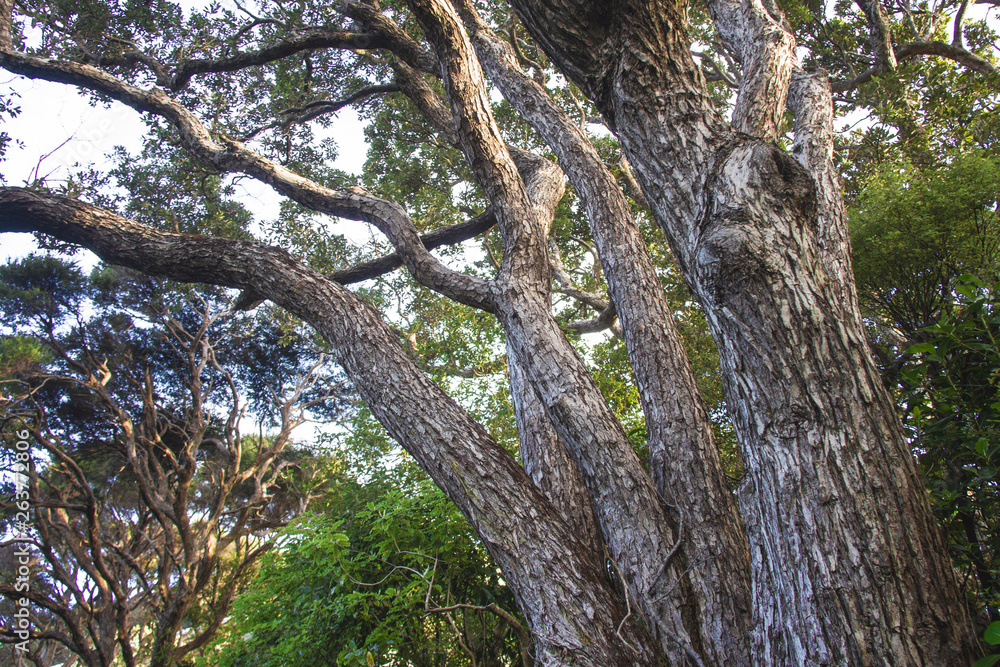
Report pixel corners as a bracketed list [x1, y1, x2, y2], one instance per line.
[509, 0, 978, 663]
[457, 6, 753, 662]
[507, 354, 604, 558]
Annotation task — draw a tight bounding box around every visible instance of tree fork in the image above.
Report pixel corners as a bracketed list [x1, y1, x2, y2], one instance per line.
[0, 186, 659, 666]
[509, 0, 978, 661]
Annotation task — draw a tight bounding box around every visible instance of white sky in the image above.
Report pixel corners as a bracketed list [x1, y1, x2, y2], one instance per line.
[0, 35, 371, 265]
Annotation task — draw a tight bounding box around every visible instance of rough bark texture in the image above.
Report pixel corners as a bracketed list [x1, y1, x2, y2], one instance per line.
[1, 0, 985, 662]
[457, 5, 752, 662]
[510, 0, 978, 663]
[507, 354, 604, 559]
[409, 1, 712, 660]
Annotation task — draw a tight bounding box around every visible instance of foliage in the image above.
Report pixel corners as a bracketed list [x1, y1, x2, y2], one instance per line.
[203, 474, 527, 667]
[2, 0, 999, 661]
[0, 255, 348, 666]
[902, 276, 1000, 621]
[849, 151, 1000, 335]
[0, 84, 19, 170]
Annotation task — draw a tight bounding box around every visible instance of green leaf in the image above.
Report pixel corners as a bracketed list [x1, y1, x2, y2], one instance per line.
[973, 654, 1000, 667]
[985, 620, 1000, 645]
[977, 438, 990, 457]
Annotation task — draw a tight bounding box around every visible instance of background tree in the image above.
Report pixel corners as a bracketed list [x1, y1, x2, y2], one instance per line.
[898, 276, 1000, 624]
[205, 470, 529, 667]
[0, 0, 997, 663]
[0, 257, 345, 667]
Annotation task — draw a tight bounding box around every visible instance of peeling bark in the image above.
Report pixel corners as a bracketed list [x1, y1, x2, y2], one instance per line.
[510, 0, 978, 662]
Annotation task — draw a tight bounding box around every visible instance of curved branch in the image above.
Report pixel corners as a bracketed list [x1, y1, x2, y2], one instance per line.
[0, 48, 494, 311]
[831, 40, 1000, 92]
[169, 29, 389, 90]
[0, 185, 649, 666]
[564, 302, 617, 334]
[339, 0, 439, 73]
[331, 208, 497, 285]
[244, 83, 401, 139]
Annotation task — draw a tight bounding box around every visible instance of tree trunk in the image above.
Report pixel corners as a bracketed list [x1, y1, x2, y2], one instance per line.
[0, 0, 985, 662]
[509, 0, 978, 663]
[0, 188, 657, 666]
[458, 7, 753, 661]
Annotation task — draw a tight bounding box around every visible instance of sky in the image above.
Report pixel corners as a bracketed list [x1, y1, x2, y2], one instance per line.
[0, 37, 371, 265]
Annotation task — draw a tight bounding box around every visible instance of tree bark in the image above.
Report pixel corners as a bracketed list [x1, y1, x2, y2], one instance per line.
[1, 0, 985, 661]
[507, 355, 604, 558]
[458, 7, 753, 662]
[509, 0, 978, 663]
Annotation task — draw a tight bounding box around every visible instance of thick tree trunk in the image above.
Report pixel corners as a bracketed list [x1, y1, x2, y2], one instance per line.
[510, 0, 978, 663]
[410, 1, 720, 660]
[458, 8, 753, 661]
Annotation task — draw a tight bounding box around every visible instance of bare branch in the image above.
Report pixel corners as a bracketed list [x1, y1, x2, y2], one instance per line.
[243, 83, 401, 140]
[169, 29, 389, 91]
[391, 58, 458, 143]
[953, 0, 971, 46]
[339, 0, 439, 73]
[331, 208, 498, 285]
[564, 302, 617, 334]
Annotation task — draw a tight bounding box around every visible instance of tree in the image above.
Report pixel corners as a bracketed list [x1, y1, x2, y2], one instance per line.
[899, 276, 1000, 623]
[0, 257, 343, 667]
[0, 0, 996, 663]
[206, 473, 530, 667]
[844, 147, 1000, 624]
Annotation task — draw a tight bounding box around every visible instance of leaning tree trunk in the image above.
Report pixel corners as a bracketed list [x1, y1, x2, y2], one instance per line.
[509, 0, 978, 663]
[457, 5, 753, 661]
[0, 188, 659, 667]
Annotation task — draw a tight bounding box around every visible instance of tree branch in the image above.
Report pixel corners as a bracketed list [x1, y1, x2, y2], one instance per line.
[243, 83, 402, 140]
[169, 29, 389, 91]
[0, 48, 494, 311]
[855, 0, 898, 73]
[331, 208, 497, 284]
[408, 0, 546, 282]
[953, 0, 970, 46]
[831, 40, 1000, 92]
[338, 0, 439, 73]
[564, 302, 618, 334]
[702, 0, 798, 140]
